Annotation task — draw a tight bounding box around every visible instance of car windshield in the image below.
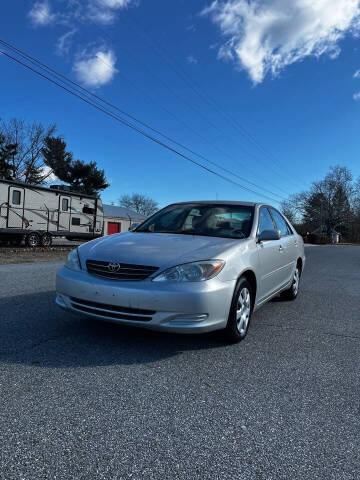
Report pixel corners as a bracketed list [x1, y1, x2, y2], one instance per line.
[136, 203, 254, 239]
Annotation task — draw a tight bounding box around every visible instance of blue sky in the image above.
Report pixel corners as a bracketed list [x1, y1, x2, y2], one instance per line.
[1, 0, 360, 207]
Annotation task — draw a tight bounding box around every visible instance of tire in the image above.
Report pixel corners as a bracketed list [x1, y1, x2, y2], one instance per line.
[224, 277, 253, 343]
[0, 239, 8, 247]
[41, 233, 52, 247]
[281, 265, 300, 300]
[25, 232, 41, 248]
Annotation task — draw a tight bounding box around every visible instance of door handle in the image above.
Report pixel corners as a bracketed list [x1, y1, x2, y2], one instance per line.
[279, 245, 284, 252]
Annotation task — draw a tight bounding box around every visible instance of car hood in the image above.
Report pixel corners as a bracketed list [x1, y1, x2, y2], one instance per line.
[79, 232, 241, 269]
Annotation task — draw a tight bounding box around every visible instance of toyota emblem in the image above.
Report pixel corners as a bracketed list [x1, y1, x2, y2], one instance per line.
[108, 262, 121, 272]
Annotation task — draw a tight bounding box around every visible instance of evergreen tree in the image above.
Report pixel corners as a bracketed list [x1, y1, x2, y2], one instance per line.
[0, 134, 17, 179]
[42, 136, 109, 196]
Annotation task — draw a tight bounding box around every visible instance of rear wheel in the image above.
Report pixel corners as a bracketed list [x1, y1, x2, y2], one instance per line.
[41, 233, 52, 247]
[25, 232, 41, 248]
[224, 277, 253, 343]
[281, 265, 300, 300]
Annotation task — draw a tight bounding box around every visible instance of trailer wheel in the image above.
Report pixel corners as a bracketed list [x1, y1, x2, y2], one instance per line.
[41, 233, 52, 247]
[25, 232, 41, 248]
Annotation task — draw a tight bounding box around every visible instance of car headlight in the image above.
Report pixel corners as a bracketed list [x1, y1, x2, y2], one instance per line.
[65, 248, 82, 271]
[152, 260, 225, 282]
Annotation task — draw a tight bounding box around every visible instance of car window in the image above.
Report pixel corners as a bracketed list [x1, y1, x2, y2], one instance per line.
[258, 207, 275, 235]
[270, 208, 291, 237]
[137, 204, 254, 239]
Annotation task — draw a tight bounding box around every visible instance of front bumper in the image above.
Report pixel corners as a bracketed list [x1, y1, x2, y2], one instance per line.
[56, 267, 235, 333]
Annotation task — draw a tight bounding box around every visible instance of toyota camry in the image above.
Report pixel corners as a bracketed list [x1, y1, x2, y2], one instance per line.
[56, 201, 305, 342]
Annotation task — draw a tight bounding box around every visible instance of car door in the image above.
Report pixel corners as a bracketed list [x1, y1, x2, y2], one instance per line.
[269, 208, 295, 286]
[256, 206, 285, 302]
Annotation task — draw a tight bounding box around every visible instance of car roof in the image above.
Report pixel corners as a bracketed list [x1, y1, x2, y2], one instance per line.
[168, 200, 261, 207]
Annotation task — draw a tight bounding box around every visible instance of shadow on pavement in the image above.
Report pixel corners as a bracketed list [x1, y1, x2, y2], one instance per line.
[0, 291, 227, 368]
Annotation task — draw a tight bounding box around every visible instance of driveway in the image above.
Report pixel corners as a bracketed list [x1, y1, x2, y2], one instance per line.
[0, 246, 359, 479]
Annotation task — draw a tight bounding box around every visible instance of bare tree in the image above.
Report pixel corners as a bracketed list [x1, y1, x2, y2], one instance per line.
[119, 193, 158, 216]
[0, 118, 56, 184]
[281, 165, 358, 240]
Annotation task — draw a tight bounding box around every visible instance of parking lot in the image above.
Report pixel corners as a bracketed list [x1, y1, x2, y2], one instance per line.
[0, 245, 359, 479]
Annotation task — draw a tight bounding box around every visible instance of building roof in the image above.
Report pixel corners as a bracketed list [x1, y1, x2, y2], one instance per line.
[103, 204, 147, 220]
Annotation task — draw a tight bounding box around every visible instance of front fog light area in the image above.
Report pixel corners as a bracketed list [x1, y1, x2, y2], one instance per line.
[169, 313, 209, 324]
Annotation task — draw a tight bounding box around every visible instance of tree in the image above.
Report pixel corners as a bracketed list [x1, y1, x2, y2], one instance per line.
[0, 118, 56, 184]
[42, 136, 109, 196]
[0, 134, 17, 179]
[119, 193, 158, 216]
[281, 165, 358, 241]
[41, 136, 72, 184]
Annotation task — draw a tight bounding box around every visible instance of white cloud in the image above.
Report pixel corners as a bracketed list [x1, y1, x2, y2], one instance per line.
[73, 50, 117, 88]
[42, 166, 59, 184]
[97, 0, 134, 7]
[204, 0, 360, 84]
[186, 55, 198, 65]
[28, 1, 56, 26]
[27, 0, 138, 28]
[88, 0, 137, 23]
[56, 29, 76, 55]
[353, 91, 360, 100]
[354, 69, 360, 78]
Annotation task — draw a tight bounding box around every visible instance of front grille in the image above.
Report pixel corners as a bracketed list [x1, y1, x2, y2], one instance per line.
[86, 260, 159, 281]
[70, 297, 154, 322]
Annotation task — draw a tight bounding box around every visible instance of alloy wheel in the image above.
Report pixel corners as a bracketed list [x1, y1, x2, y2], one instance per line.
[292, 268, 300, 296]
[236, 287, 251, 336]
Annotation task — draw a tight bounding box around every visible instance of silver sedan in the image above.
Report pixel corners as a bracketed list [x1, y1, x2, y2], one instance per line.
[56, 201, 305, 342]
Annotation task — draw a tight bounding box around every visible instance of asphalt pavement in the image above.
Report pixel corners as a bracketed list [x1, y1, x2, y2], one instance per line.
[0, 246, 359, 479]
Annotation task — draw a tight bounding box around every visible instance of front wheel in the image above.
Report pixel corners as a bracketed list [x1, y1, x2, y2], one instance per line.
[281, 266, 300, 300]
[224, 277, 253, 343]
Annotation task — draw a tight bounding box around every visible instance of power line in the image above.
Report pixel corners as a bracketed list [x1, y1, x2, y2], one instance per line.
[0, 47, 282, 204]
[124, 12, 305, 191]
[0, 40, 287, 202]
[91, 24, 293, 197]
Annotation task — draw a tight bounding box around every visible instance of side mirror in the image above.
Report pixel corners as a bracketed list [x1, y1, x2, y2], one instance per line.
[258, 229, 281, 242]
[129, 222, 139, 231]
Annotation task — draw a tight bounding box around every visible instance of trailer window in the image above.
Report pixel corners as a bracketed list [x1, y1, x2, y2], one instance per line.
[72, 217, 80, 226]
[62, 198, 69, 211]
[12, 190, 21, 205]
[83, 205, 95, 214]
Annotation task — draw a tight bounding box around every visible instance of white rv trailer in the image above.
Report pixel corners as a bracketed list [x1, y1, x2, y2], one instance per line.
[0, 179, 104, 247]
